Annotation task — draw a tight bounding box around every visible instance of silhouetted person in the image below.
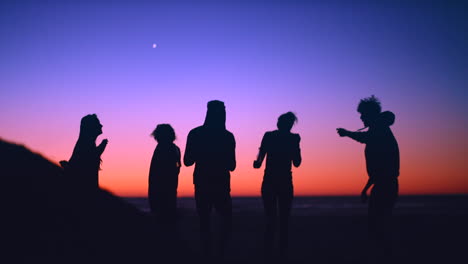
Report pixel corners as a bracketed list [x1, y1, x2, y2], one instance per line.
[62, 114, 108, 190]
[184, 100, 236, 260]
[253, 112, 301, 261]
[337, 95, 399, 261]
[148, 124, 181, 223]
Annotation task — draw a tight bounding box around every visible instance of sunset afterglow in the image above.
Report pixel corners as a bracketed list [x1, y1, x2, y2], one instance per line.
[1, 0, 466, 196]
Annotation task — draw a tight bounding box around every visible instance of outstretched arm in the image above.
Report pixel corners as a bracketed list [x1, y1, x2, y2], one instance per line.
[336, 128, 369, 143]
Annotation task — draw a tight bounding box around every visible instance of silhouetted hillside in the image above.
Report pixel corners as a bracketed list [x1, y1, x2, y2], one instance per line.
[1, 139, 187, 264]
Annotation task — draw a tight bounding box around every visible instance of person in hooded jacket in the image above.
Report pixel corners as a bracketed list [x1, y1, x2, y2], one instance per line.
[184, 100, 236, 260]
[337, 95, 399, 259]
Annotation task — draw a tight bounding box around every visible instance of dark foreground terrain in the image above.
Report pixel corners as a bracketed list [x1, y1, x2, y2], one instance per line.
[2, 139, 467, 264]
[126, 196, 468, 264]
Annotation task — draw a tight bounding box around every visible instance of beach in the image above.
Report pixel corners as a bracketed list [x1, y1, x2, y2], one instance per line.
[125, 196, 468, 264]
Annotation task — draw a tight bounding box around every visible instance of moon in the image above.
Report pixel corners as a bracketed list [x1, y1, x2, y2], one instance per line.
[152, 43, 157, 48]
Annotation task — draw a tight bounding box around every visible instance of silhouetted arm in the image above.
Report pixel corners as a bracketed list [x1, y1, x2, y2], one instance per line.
[253, 133, 268, 169]
[149, 148, 158, 179]
[175, 145, 181, 173]
[184, 131, 195, 167]
[253, 149, 266, 169]
[348, 131, 369, 143]
[361, 178, 374, 203]
[227, 133, 236, 171]
[337, 128, 368, 143]
[292, 134, 301, 167]
[97, 139, 108, 155]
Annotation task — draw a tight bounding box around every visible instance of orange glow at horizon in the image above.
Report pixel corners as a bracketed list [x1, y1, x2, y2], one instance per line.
[22, 116, 465, 197]
[3, 99, 467, 198]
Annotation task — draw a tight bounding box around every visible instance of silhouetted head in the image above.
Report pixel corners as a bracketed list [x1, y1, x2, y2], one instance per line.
[151, 124, 176, 144]
[203, 100, 226, 130]
[277, 112, 297, 132]
[80, 114, 103, 139]
[357, 95, 381, 128]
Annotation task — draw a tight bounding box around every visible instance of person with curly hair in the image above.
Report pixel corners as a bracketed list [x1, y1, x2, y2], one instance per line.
[337, 95, 400, 260]
[148, 124, 181, 223]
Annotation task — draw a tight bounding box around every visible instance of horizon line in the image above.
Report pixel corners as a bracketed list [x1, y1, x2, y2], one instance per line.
[120, 193, 468, 198]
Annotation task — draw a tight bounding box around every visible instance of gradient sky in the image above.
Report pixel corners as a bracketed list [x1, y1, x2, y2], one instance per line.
[1, 0, 467, 196]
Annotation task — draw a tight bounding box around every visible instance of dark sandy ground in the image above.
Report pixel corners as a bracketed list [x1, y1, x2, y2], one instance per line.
[123, 196, 468, 264]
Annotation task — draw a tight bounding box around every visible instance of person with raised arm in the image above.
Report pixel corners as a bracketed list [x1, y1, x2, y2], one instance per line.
[337, 95, 400, 261]
[63, 114, 108, 190]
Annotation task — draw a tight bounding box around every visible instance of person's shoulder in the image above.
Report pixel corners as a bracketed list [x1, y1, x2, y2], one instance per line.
[170, 143, 180, 150]
[285, 132, 300, 144]
[173, 144, 181, 156]
[155, 143, 167, 151]
[265, 130, 276, 137]
[372, 123, 391, 135]
[225, 129, 235, 139]
[188, 126, 203, 135]
[260, 131, 276, 143]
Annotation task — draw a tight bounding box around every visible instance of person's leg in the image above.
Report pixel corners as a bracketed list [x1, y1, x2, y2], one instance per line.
[369, 181, 398, 263]
[213, 191, 232, 260]
[161, 191, 178, 230]
[148, 187, 158, 216]
[195, 189, 212, 258]
[368, 185, 379, 240]
[171, 178, 179, 223]
[381, 179, 399, 259]
[169, 189, 178, 223]
[278, 181, 293, 259]
[261, 182, 278, 260]
[368, 184, 381, 263]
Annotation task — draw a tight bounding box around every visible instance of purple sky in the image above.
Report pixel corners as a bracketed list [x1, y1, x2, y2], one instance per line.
[1, 0, 467, 195]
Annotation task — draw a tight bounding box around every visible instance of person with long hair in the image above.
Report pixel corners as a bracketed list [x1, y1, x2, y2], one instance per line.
[253, 112, 302, 261]
[65, 114, 108, 190]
